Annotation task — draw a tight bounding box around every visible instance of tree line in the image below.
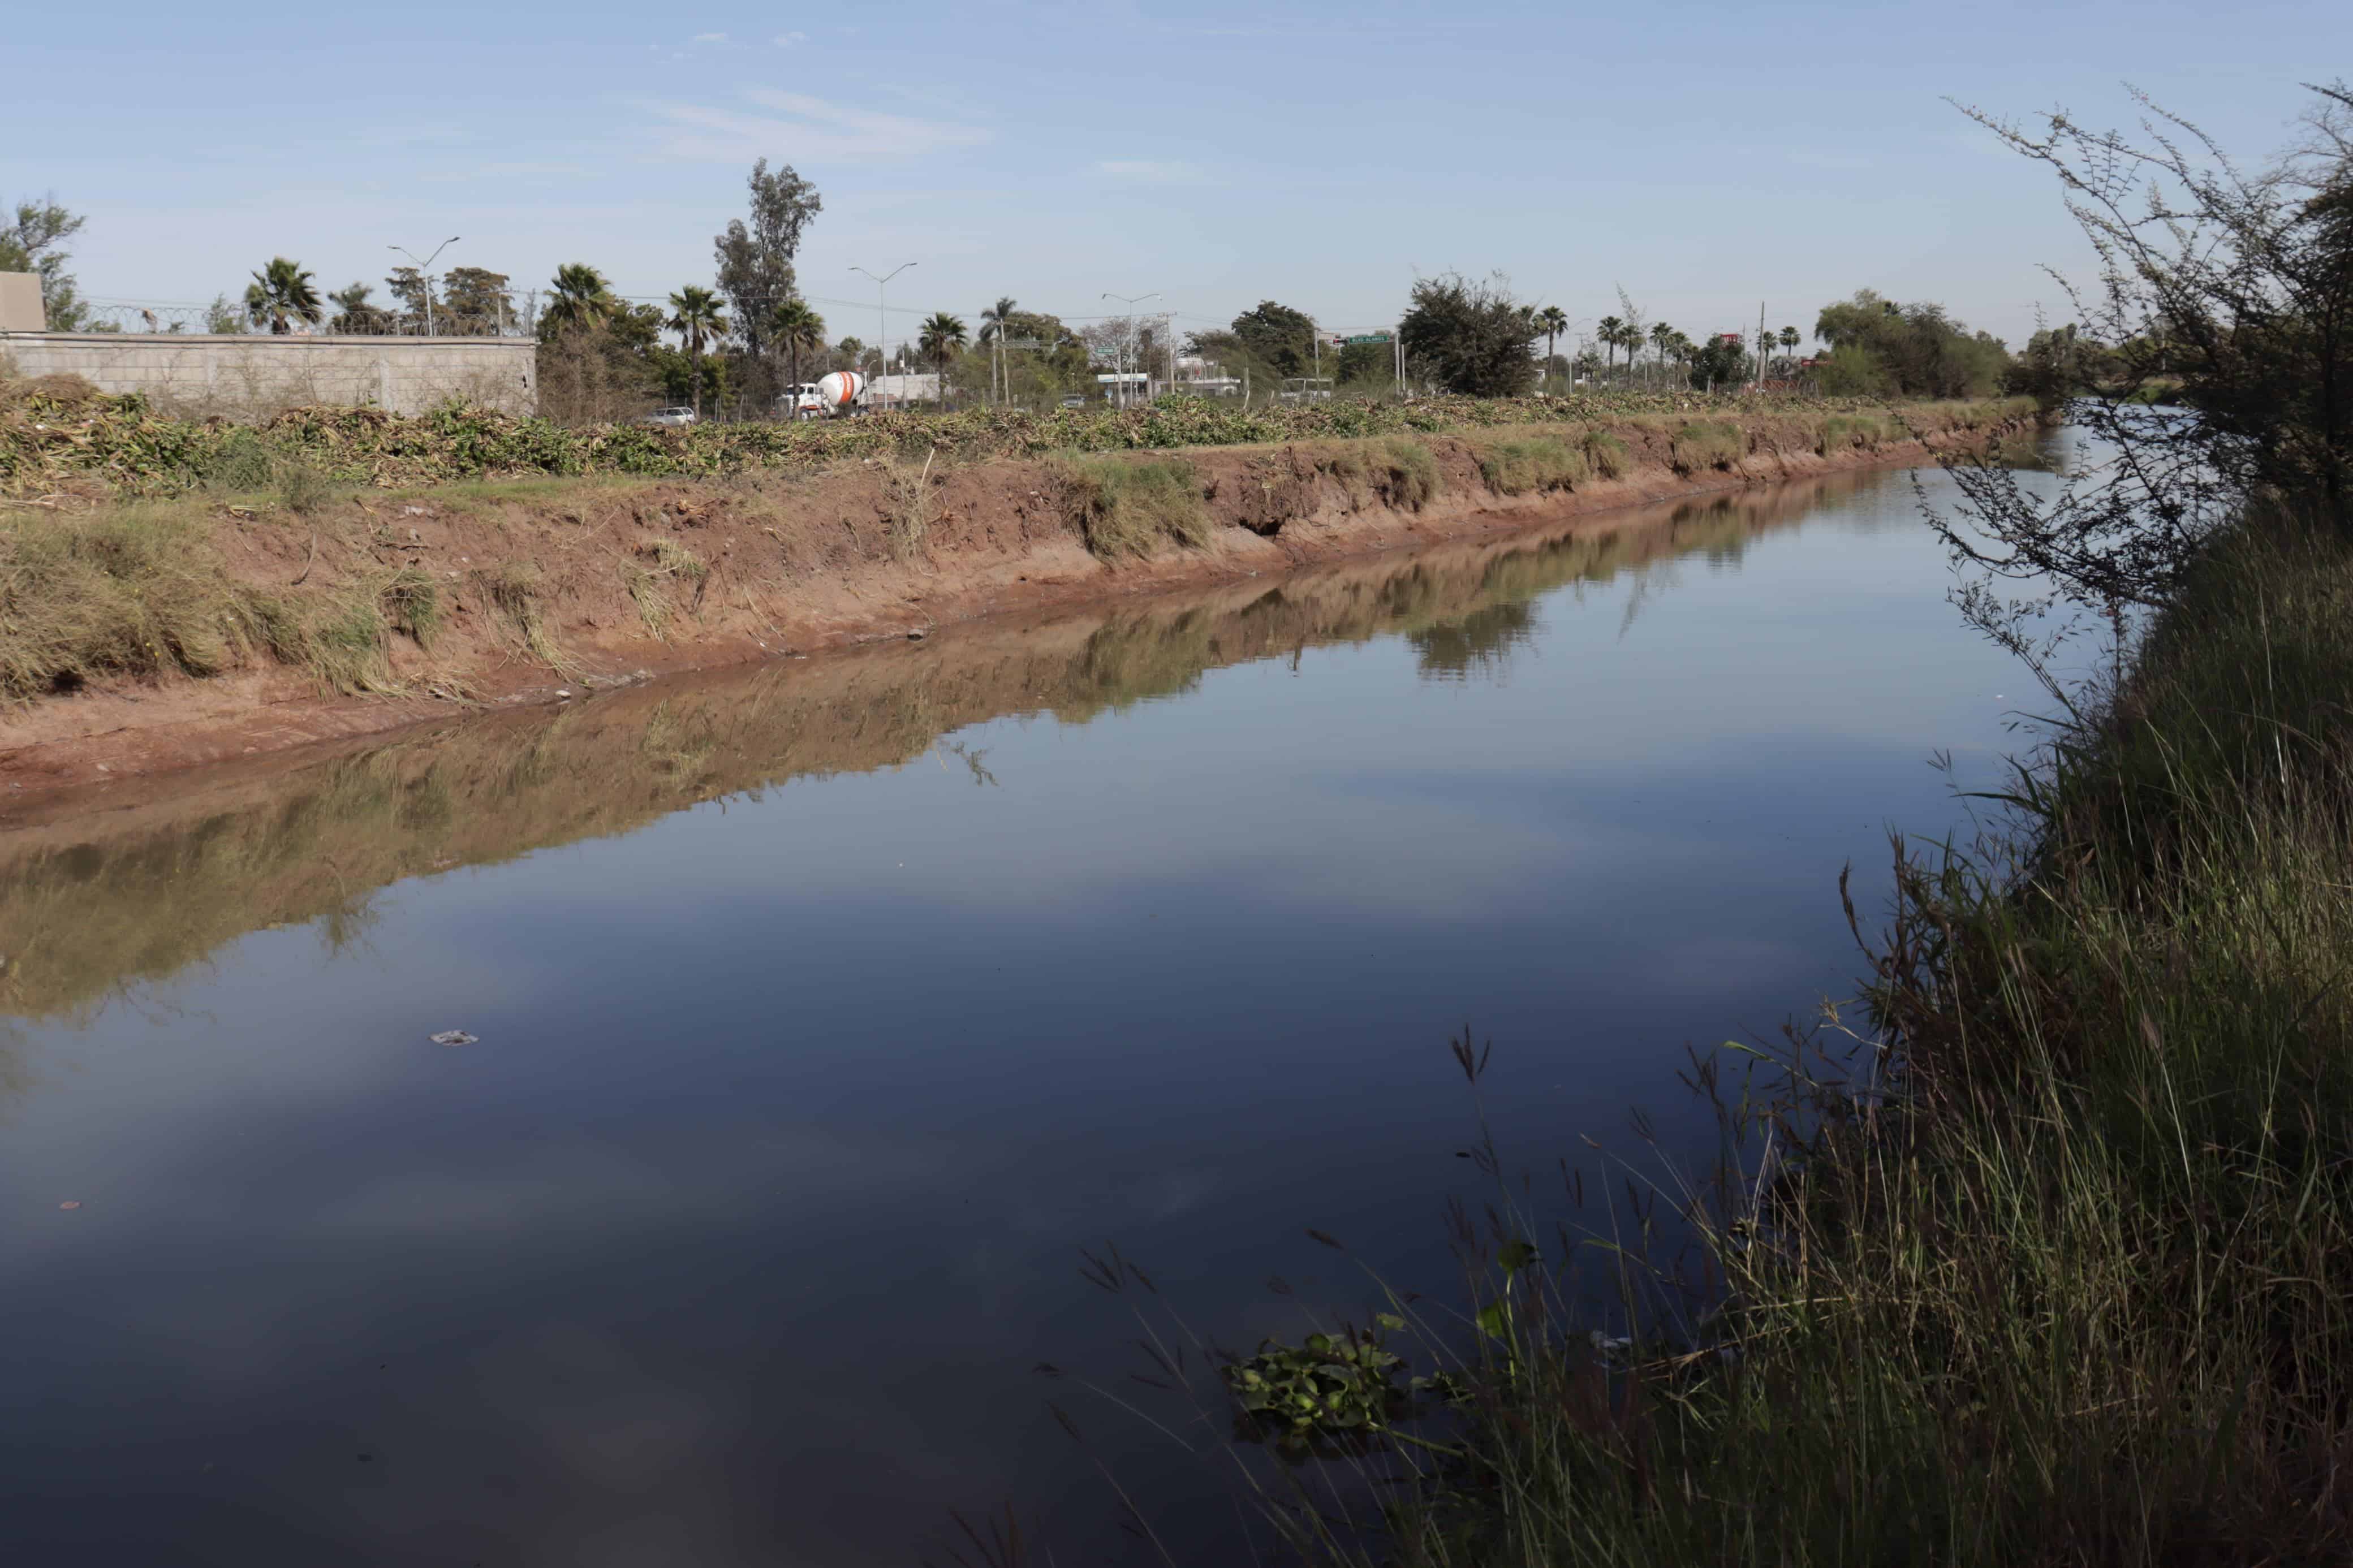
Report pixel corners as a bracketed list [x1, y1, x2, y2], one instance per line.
[11, 174, 2045, 418]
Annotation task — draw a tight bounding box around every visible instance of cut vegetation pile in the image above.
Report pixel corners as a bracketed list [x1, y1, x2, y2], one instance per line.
[0, 376, 2028, 503]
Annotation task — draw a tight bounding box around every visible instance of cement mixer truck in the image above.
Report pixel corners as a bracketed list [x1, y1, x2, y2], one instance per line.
[775, 370, 868, 420]
[815, 370, 866, 417]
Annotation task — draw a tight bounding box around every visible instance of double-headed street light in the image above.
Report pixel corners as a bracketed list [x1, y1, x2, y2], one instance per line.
[851, 262, 917, 405]
[387, 236, 461, 336]
[1101, 291, 1159, 407]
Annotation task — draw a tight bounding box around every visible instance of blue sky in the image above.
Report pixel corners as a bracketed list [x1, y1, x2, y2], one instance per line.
[10, 0, 2343, 352]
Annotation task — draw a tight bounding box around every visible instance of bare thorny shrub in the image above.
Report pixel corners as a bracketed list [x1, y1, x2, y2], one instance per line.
[1934, 81, 2353, 615]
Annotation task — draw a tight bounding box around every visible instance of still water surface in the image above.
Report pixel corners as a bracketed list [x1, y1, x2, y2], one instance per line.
[2, 466, 2042, 1565]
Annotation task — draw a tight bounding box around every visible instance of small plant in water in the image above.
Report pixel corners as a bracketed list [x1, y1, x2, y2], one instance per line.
[1223, 1314, 1459, 1455]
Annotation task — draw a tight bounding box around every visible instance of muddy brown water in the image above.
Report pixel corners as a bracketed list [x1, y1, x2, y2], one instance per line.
[0, 464, 2055, 1565]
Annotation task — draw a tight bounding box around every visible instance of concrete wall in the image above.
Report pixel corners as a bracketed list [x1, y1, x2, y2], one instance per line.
[0, 332, 538, 417]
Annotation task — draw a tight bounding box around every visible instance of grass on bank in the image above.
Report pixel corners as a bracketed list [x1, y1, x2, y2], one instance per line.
[0, 505, 472, 699]
[1049, 455, 1213, 559]
[1200, 507, 2353, 1565]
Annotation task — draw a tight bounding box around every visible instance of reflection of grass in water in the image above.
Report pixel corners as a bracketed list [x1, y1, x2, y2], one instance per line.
[0, 481, 1842, 1023]
[1410, 601, 1542, 682]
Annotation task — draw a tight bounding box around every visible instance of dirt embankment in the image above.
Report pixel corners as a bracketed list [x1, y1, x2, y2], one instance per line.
[0, 405, 2031, 793]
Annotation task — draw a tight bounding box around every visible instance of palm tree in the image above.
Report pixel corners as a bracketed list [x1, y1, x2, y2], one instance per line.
[666, 286, 729, 416]
[1532, 305, 1569, 392]
[918, 310, 967, 407]
[1596, 314, 1624, 378]
[1777, 326, 1801, 376]
[329, 282, 383, 335]
[768, 297, 827, 408]
[244, 257, 323, 335]
[978, 296, 1019, 404]
[542, 264, 617, 335]
[1650, 322, 1677, 381]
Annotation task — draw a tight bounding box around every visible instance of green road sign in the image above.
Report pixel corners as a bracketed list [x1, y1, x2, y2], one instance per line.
[1345, 333, 1392, 344]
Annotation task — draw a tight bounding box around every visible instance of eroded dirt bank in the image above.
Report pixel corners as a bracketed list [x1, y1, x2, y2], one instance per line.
[0, 409, 2029, 793]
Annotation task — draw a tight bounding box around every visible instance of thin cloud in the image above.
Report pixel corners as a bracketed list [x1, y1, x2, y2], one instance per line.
[772, 30, 809, 46]
[643, 89, 988, 162]
[691, 31, 728, 43]
[1095, 159, 1210, 184]
[419, 161, 592, 182]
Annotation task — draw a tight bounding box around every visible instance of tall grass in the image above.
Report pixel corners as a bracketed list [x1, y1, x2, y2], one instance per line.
[1049, 455, 1212, 560]
[1203, 507, 2353, 1565]
[1667, 419, 1746, 474]
[0, 508, 244, 694]
[1473, 435, 1588, 496]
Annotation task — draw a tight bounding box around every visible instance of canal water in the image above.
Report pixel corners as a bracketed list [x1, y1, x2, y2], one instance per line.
[0, 464, 2052, 1566]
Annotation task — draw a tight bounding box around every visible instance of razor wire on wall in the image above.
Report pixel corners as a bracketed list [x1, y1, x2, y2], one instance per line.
[69, 299, 539, 338]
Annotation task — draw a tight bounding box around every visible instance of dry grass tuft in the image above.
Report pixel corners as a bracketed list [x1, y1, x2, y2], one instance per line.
[477, 560, 571, 670]
[1049, 455, 1212, 560]
[1373, 438, 1443, 511]
[882, 450, 942, 562]
[1473, 435, 1589, 496]
[624, 539, 709, 641]
[0, 507, 244, 697]
[1669, 420, 1747, 474]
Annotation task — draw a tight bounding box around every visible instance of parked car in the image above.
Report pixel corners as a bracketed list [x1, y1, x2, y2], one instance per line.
[638, 407, 698, 427]
[1059, 394, 1087, 409]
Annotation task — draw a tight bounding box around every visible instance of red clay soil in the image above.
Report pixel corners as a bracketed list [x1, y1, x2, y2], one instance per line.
[0, 414, 2023, 801]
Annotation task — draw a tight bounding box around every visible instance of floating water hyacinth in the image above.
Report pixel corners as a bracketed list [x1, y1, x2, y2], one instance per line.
[429, 1030, 477, 1047]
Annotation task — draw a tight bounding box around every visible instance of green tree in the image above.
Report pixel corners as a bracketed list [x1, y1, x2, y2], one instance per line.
[1650, 321, 1677, 375]
[1813, 288, 2009, 398]
[978, 295, 1019, 402]
[1533, 306, 1569, 390]
[1595, 314, 1624, 375]
[768, 297, 826, 401]
[541, 264, 618, 336]
[244, 257, 323, 335]
[918, 310, 968, 405]
[328, 283, 386, 334]
[713, 158, 822, 370]
[0, 195, 89, 330]
[384, 266, 436, 332]
[1230, 300, 1316, 378]
[442, 267, 515, 335]
[666, 285, 729, 414]
[1398, 272, 1538, 398]
[1687, 332, 1752, 391]
[1778, 325, 1801, 369]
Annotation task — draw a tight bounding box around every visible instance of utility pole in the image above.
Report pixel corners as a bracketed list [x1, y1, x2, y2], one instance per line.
[1101, 291, 1158, 408]
[1756, 300, 1768, 392]
[387, 236, 460, 336]
[851, 262, 916, 408]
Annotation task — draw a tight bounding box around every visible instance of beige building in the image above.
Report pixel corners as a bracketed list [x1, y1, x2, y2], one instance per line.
[0, 272, 45, 332]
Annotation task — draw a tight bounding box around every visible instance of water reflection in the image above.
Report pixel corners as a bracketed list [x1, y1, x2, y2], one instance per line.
[0, 472, 1865, 1030]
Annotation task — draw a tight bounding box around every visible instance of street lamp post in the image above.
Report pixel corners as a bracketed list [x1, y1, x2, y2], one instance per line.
[851, 262, 916, 408]
[1101, 291, 1158, 408]
[387, 236, 460, 336]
